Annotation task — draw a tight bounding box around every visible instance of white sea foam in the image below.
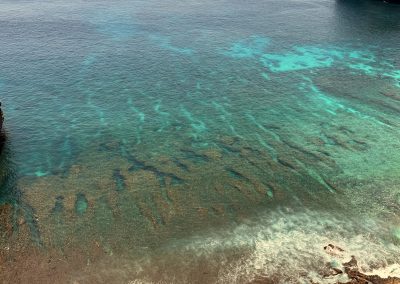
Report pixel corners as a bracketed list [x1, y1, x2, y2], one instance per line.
[164, 208, 400, 283]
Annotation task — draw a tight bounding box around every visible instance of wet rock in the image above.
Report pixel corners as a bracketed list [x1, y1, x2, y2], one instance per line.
[322, 266, 344, 278]
[322, 245, 400, 284]
[342, 268, 400, 284]
[324, 243, 344, 256]
[331, 267, 343, 275]
[343, 255, 358, 269]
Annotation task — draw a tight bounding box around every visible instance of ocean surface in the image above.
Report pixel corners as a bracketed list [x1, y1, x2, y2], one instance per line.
[0, 0, 400, 282]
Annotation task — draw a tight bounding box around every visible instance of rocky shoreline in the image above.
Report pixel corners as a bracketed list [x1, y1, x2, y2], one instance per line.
[322, 244, 400, 284]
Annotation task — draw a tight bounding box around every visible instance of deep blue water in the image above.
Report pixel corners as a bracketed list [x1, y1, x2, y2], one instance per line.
[0, 0, 400, 282]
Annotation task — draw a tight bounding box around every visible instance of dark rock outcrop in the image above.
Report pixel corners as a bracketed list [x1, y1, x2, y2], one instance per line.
[0, 102, 3, 133]
[323, 244, 400, 284]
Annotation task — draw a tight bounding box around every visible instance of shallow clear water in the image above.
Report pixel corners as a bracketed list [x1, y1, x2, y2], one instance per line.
[0, 0, 400, 282]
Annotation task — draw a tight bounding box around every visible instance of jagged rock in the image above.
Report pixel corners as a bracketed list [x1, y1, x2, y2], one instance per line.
[342, 269, 400, 284]
[343, 255, 358, 269]
[322, 244, 400, 284]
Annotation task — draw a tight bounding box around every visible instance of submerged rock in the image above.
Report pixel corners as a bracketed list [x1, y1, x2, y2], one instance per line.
[75, 193, 88, 215]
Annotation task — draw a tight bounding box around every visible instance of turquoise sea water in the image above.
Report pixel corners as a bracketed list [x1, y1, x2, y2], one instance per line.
[0, 0, 400, 282]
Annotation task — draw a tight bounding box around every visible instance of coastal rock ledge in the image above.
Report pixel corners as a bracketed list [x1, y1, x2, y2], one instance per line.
[322, 244, 400, 284]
